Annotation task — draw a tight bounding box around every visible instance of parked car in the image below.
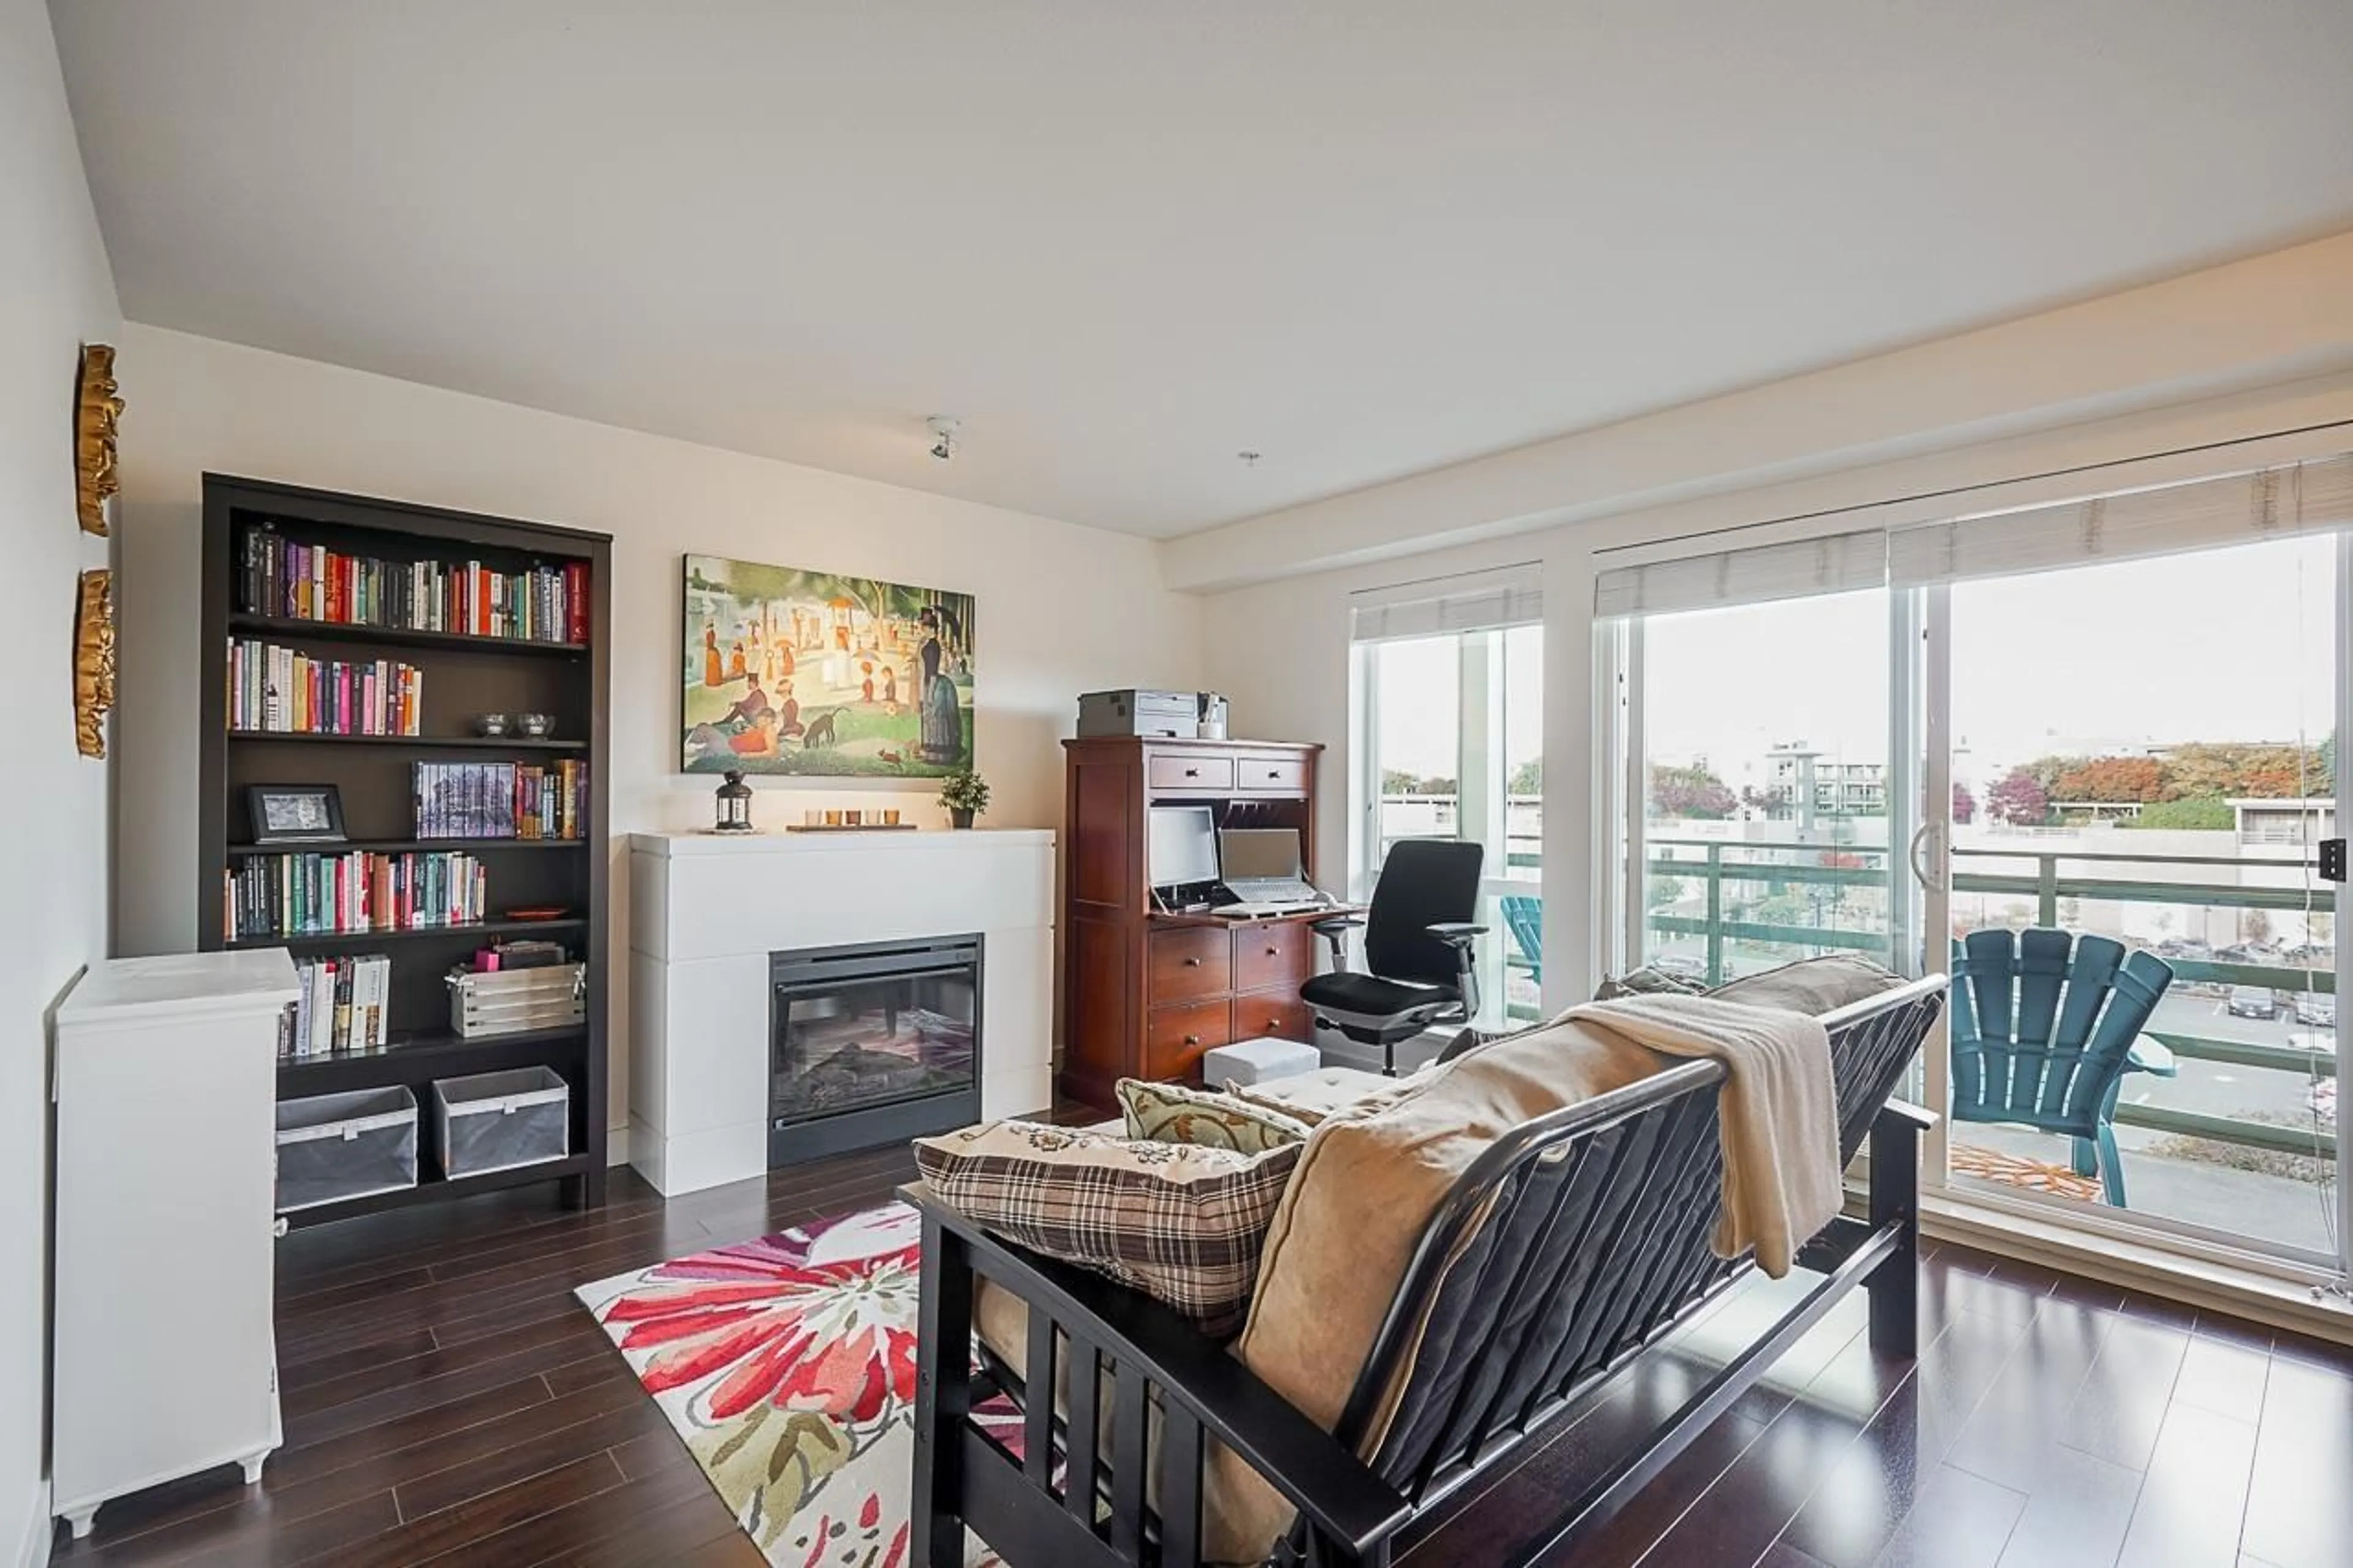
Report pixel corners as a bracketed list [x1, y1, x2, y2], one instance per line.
[2228, 985, 2279, 1020]
[2294, 991, 2336, 1029]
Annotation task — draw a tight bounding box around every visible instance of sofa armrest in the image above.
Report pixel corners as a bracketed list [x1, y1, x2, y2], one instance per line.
[901, 1183, 1413, 1559]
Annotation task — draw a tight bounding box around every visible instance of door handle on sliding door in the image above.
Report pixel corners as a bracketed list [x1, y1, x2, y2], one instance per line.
[1908, 820, 1944, 893]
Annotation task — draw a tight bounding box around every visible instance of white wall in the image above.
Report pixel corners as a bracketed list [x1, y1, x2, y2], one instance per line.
[1202, 366, 2353, 1011]
[0, 0, 120, 1559]
[110, 326, 1203, 1134]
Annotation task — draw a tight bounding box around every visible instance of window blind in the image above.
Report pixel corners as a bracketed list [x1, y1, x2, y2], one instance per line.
[1889, 454, 2353, 587]
[1349, 563, 1542, 642]
[1591, 528, 1885, 619]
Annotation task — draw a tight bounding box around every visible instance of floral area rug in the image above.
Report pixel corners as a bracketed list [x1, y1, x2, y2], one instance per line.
[575, 1200, 1014, 1568]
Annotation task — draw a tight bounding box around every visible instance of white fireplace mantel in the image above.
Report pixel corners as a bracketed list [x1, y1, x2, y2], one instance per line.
[627, 827, 1056, 1195]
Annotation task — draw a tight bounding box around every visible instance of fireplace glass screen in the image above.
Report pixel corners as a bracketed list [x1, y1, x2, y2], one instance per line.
[771, 936, 979, 1129]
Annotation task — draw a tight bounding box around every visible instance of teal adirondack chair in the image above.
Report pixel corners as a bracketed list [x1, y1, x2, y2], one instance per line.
[1500, 895, 1543, 983]
[1949, 928, 2177, 1208]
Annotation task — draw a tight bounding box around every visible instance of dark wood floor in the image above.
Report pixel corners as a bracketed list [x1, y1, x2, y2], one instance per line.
[53, 1144, 2353, 1567]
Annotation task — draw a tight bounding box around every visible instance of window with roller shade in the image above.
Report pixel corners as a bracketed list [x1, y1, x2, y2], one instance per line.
[1350, 565, 1544, 1028]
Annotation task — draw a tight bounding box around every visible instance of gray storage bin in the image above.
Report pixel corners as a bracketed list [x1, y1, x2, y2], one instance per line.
[433, 1066, 570, 1179]
[275, 1086, 419, 1213]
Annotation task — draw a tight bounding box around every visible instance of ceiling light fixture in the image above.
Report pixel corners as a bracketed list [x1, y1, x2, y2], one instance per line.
[927, 416, 961, 461]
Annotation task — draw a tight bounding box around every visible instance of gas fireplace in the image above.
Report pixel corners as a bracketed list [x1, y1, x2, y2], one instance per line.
[768, 934, 982, 1164]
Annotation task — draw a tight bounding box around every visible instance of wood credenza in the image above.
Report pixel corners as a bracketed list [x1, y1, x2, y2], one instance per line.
[1060, 736, 1324, 1104]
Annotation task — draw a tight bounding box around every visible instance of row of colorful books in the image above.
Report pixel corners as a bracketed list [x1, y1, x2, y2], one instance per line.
[225, 850, 490, 942]
[228, 640, 423, 736]
[414, 761, 587, 840]
[278, 953, 392, 1058]
[238, 525, 589, 643]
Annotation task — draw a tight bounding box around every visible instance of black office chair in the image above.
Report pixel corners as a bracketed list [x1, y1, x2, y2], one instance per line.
[1302, 838, 1488, 1075]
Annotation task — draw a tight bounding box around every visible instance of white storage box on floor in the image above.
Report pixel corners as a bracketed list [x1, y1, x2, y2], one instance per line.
[434, 1065, 571, 1178]
[274, 1085, 420, 1211]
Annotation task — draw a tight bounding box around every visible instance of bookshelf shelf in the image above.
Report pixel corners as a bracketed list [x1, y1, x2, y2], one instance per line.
[201, 474, 612, 1222]
[223, 917, 588, 952]
[279, 1153, 596, 1232]
[227, 730, 586, 751]
[276, 1024, 589, 1096]
[229, 610, 588, 656]
[227, 838, 586, 857]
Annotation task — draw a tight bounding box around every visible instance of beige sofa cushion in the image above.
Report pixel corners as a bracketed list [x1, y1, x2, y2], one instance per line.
[1205, 1016, 1666, 1561]
[1708, 953, 1905, 1015]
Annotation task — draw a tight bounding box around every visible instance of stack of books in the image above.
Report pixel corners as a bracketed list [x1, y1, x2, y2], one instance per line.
[227, 850, 489, 941]
[278, 953, 393, 1057]
[414, 760, 588, 839]
[227, 640, 423, 735]
[239, 525, 589, 643]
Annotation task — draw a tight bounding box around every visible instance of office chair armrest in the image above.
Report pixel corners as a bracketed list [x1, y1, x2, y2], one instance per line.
[1310, 916, 1363, 972]
[1424, 922, 1488, 945]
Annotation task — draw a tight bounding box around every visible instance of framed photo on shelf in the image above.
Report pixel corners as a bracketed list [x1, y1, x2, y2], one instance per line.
[246, 783, 347, 846]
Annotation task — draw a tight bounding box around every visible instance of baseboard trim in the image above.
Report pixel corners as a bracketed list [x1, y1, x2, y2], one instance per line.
[1919, 1191, 2353, 1346]
[16, 1479, 50, 1568]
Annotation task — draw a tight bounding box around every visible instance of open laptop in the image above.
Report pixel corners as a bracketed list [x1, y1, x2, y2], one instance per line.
[1214, 827, 1328, 915]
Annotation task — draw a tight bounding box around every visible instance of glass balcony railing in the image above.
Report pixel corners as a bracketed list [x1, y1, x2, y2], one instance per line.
[1638, 831, 2336, 1254]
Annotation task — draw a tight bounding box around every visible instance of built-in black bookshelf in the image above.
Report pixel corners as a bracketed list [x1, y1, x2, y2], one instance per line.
[199, 475, 613, 1230]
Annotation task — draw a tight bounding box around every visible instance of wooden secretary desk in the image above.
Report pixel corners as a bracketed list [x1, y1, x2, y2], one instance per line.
[1059, 735, 1326, 1104]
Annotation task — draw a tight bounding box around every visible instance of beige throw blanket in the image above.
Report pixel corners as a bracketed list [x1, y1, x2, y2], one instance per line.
[1563, 994, 1841, 1277]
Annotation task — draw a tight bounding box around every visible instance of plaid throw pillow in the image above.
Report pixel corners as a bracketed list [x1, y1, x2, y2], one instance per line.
[1116, 1077, 1312, 1154]
[912, 1120, 1302, 1335]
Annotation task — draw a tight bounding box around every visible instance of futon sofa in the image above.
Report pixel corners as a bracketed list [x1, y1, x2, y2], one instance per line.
[905, 958, 1948, 1567]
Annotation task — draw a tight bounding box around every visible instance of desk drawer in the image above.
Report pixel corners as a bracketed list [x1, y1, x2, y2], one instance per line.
[1235, 752, 1309, 794]
[1148, 925, 1231, 1004]
[1147, 752, 1235, 792]
[1232, 922, 1313, 994]
[1146, 998, 1233, 1082]
[1232, 990, 1313, 1045]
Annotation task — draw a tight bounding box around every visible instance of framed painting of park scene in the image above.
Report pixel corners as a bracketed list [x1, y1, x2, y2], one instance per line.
[680, 554, 974, 778]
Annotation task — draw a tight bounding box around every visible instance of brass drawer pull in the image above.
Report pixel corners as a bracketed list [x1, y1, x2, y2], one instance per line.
[1182, 956, 1202, 967]
[1183, 1033, 1201, 1046]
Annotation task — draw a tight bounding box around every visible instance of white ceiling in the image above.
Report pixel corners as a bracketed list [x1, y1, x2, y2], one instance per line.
[49, 1, 2353, 539]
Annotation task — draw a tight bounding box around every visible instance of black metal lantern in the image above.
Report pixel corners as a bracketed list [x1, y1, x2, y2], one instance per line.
[714, 769, 754, 833]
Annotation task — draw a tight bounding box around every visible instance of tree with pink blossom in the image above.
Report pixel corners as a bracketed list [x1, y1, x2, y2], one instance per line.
[1985, 768, 2048, 827]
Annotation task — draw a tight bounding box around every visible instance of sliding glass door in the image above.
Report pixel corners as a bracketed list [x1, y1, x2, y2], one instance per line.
[1629, 589, 1905, 987]
[1602, 455, 2353, 1278]
[1930, 534, 2342, 1262]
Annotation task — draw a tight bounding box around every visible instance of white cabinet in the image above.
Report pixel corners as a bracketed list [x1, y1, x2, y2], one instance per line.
[51, 949, 299, 1539]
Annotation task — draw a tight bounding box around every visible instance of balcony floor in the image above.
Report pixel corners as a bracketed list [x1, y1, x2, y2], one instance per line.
[1955, 1123, 2338, 1256]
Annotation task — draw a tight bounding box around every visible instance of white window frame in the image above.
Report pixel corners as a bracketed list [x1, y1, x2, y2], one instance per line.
[1352, 623, 1546, 1030]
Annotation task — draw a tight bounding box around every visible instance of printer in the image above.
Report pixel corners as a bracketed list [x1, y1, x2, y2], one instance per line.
[1078, 689, 1230, 740]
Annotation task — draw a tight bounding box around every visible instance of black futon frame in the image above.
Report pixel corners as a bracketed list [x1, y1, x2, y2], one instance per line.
[906, 976, 1947, 1568]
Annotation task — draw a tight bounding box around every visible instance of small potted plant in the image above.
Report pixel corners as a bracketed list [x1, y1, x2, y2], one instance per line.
[939, 768, 990, 830]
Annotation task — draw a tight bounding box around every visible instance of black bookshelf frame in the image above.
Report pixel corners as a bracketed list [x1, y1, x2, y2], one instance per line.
[199, 474, 613, 1230]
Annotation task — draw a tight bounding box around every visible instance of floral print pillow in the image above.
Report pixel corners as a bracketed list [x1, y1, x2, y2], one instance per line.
[1116, 1077, 1313, 1154]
